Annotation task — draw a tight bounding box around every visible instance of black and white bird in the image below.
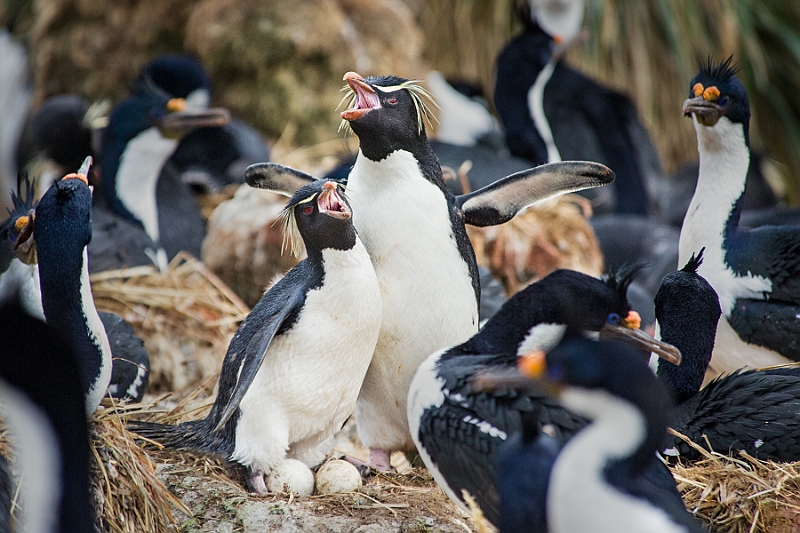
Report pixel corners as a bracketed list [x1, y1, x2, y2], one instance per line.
[244, 71, 615, 471]
[494, 0, 664, 215]
[506, 335, 704, 533]
[129, 179, 382, 494]
[658, 249, 800, 462]
[680, 58, 800, 374]
[407, 267, 681, 525]
[0, 175, 41, 318]
[36, 158, 148, 410]
[99, 59, 230, 269]
[0, 165, 149, 404]
[0, 286, 94, 533]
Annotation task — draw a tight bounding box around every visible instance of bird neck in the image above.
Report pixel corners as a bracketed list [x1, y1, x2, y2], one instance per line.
[679, 116, 749, 266]
[656, 314, 717, 404]
[557, 387, 662, 478]
[109, 127, 178, 244]
[357, 130, 448, 191]
[39, 247, 112, 414]
[528, 59, 561, 164]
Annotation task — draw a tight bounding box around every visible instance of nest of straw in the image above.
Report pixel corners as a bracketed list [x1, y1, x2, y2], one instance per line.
[468, 195, 604, 295]
[90, 403, 191, 533]
[90, 253, 249, 395]
[669, 430, 800, 533]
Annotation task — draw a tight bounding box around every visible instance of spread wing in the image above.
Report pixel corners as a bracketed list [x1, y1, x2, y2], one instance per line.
[456, 161, 614, 227]
[245, 163, 317, 197]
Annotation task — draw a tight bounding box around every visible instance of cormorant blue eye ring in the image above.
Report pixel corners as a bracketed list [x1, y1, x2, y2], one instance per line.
[607, 313, 621, 325]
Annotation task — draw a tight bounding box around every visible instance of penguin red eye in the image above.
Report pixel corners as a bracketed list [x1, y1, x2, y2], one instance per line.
[388, 98, 397, 105]
[303, 206, 314, 215]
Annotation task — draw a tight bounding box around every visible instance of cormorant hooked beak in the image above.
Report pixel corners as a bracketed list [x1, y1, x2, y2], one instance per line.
[317, 181, 351, 220]
[470, 350, 557, 395]
[156, 97, 231, 133]
[600, 311, 682, 365]
[341, 72, 380, 121]
[682, 83, 730, 127]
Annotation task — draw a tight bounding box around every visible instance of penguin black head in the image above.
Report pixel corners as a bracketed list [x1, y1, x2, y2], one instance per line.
[339, 72, 437, 161]
[280, 179, 356, 258]
[1, 174, 37, 264]
[35, 158, 94, 266]
[683, 57, 750, 136]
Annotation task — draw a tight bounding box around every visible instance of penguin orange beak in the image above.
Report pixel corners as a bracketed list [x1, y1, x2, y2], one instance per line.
[600, 312, 682, 366]
[341, 72, 380, 121]
[317, 181, 351, 220]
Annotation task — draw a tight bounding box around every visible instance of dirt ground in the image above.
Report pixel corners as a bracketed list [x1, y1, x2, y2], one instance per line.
[150, 421, 483, 533]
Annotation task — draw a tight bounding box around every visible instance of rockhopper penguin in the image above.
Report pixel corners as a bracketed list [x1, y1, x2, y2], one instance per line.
[245, 71, 615, 470]
[129, 179, 382, 494]
[680, 58, 800, 374]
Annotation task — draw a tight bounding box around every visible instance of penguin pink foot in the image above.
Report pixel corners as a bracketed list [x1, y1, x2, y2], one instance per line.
[341, 448, 397, 476]
[247, 469, 268, 495]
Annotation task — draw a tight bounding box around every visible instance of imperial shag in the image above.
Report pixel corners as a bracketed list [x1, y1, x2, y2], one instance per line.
[658, 249, 800, 462]
[504, 335, 704, 533]
[680, 58, 800, 374]
[407, 266, 680, 526]
[494, 0, 663, 215]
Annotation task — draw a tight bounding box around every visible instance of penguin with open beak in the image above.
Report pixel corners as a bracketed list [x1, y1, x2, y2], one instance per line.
[245, 70, 615, 471]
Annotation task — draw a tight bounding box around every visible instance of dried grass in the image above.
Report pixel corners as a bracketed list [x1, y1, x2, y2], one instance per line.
[90, 253, 249, 395]
[90, 403, 191, 533]
[669, 429, 800, 533]
[468, 195, 604, 295]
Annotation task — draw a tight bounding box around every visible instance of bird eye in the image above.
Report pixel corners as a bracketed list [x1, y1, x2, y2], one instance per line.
[388, 98, 397, 105]
[718, 96, 730, 106]
[303, 206, 314, 215]
[607, 313, 621, 325]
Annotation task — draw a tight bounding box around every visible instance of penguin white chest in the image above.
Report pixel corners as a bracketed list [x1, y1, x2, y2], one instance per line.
[347, 149, 478, 449]
[233, 244, 382, 472]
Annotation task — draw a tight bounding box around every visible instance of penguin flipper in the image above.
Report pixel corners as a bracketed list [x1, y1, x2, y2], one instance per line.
[213, 290, 305, 432]
[456, 161, 615, 227]
[245, 163, 317, 197]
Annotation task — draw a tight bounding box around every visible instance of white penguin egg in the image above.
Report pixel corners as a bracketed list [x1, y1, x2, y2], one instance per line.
[314, 459, 362, 495]
[267, 459, 315, 496]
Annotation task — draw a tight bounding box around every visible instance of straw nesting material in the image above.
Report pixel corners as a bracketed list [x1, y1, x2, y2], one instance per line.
[669, 429, 800, 533]
[468, 194, 604, 296]
[90, 253, 249, 395]
[90, 403, 191, 533]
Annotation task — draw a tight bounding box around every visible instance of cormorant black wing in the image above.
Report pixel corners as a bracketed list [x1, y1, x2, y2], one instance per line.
[456, 161, 614, 227]
[728, 299, 800, 361]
